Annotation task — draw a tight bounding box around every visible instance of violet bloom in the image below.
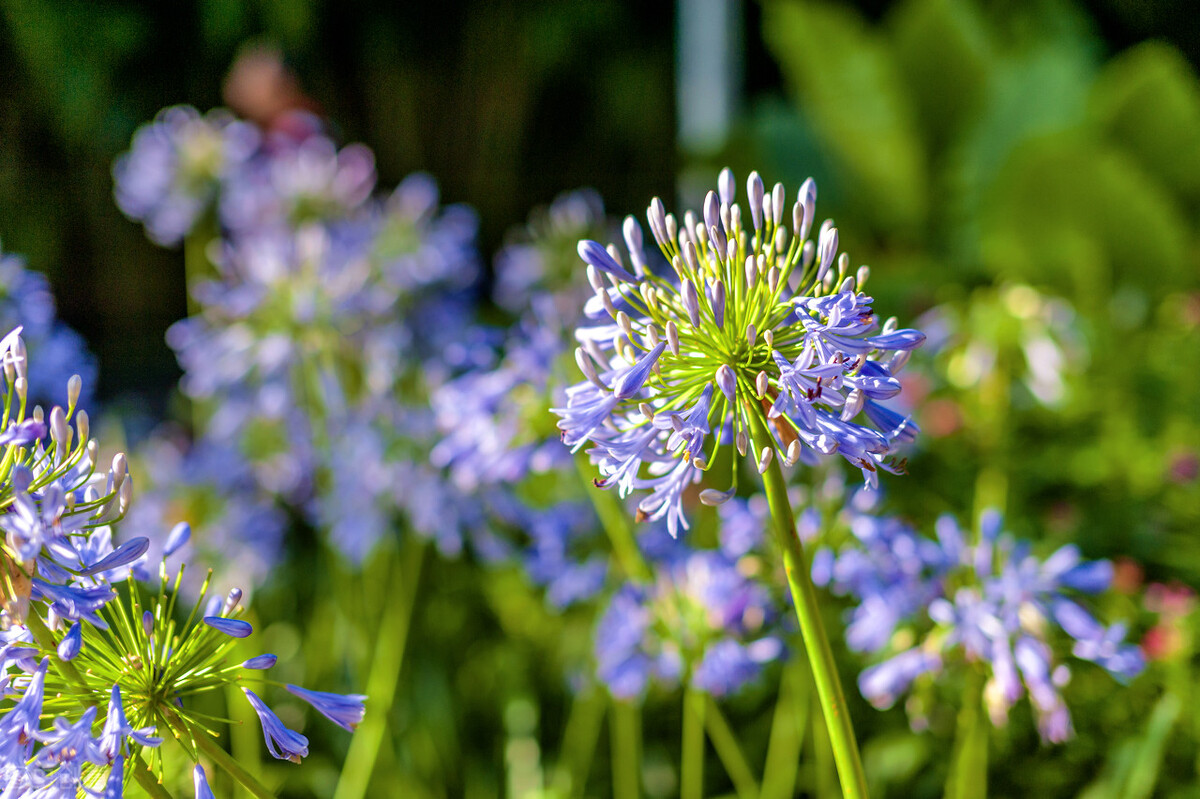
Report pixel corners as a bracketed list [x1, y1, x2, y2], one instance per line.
[594, 549, 780, 699]
[243, 688, 310, 763]
[828, 508, 1143, 742]
[554, 168, 923, 538]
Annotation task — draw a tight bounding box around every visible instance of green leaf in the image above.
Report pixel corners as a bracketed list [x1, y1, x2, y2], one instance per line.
[887, 0, 991, 151]
[762, 0, 927, 238]
[1090, 41, 1200, 203]
[979, 132, 1189, 298]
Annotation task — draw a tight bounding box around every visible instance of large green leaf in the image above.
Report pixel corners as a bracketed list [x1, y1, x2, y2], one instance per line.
[1090, 41, 1200, 203]
[887, 0, 990, 152]
[762, 0, 927, 239]
[980, 132, 1190, 298]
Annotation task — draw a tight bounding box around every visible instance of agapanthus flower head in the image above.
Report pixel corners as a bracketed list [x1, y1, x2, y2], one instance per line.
[827, 508, 1144, 743]
[595, 548, 780, 699]
[0, 325, 364, 791]
[554, 168, 924, 536]
[493, 187, 608, 311]
[114, 105, 260, 246]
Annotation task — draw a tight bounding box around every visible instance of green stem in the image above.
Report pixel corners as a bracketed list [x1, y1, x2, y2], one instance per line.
[191, 730, 277, 799]
[182, 222, 217, 318]
[550, 689, 606, 799]
[611, 699, 641, 799]
[681, 686, 706, 799]
[131, 752, 176, 799]
[576, 452, 650, 581]
[332, 538, 427, 799]
[749, 411, 869, 799]
[944, 667, 988, 799]
[704, 696, 759, 799]
[760, 661, 809, 799]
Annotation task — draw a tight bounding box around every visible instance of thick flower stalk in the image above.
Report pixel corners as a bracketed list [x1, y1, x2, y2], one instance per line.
[553, 167, 924, 537]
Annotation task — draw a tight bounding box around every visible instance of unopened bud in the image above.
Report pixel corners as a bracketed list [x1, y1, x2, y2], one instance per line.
[666, 321, 681, 357]
[67, 375, 82, 408]
[700, 487, 737, 506]
[638, 402, 655, 421]
[118, 475, 133, 512]
[736, 430, 748, 457]
[764, 330, 774, 350]
[587, 264, 605, 293]
[757, 447, 775, 474]
[13, 376, 26, 403]
[75, 409, 89, 447]
[575, 348, 604, 388]
[856, 265, 870, 288]
[223, 588, 243, 615]
[617, 311, 635, 342]
[756, 371, 769, 398]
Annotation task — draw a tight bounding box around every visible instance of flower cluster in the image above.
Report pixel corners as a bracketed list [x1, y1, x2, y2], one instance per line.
[817, 507, 1143, 742]
[0, 324, 364, 795]
[0, 247, 96, 409]
[554, 168, 924, 537]
[595, 546, 781, 698]
[113, 105, 259, 246]
[116, 105, 482, 563]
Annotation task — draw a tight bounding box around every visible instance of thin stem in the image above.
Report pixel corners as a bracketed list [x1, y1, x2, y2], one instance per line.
[749, 410, 869, 799]
[944, 667, 988, 799]
[760, 661, 809, 799]
[681, 686, 706, 799]
[704, 696, 759, 799]
[131, 752, 176, 799]
[550, 688, 606, 799]
[332, 538, 427, 799]
[191, 730, 277, 799]
[576, 452, 650, 581]
[611, 699, 641, 799]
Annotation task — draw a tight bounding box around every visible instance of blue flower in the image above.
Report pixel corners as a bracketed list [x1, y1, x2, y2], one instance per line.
[594, 549, 778, 698]
[285, 684, 368, 732]
[193, 764, 216, 799]
[204, 616, 253, 638]
[243, 689, 310, 763]
[827, 508, 1143, 742]
[113, 105, 259, 246]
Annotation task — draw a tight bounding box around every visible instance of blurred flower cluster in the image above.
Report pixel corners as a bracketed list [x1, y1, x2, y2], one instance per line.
[115, 101, 482, 564]
[812, 489, 1142, 743]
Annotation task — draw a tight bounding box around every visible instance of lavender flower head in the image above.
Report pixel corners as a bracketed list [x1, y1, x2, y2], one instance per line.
[114, 105, 260, 246]
[826, 509, 1143, 743]
[553, 168, 924, 537]
[595, 548, 781, 698]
